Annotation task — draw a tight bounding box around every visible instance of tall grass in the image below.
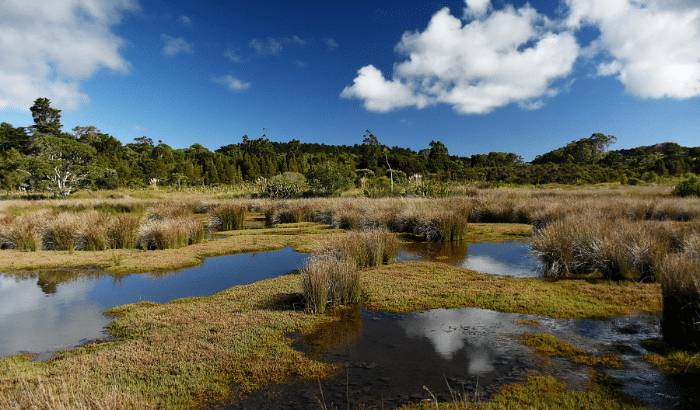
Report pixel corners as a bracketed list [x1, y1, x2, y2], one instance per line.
[531, 213, 675, 281]
[323, 229, 399, 268]
[138, 215, 204, 250]
[208, 203, 246, 231]
[105, 215, 140, 249]
[0, 215, 39, 251]
[659, 252, 700, 350]
[301, 254, 358, 314]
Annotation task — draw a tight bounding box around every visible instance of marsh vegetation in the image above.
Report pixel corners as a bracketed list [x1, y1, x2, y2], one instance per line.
[0, 184, 698, 409]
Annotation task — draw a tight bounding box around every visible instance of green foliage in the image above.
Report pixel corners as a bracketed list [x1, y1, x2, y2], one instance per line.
[307, 161, 356, 197]
[672, 175, 700, 197]
[258, 172, 307, 199]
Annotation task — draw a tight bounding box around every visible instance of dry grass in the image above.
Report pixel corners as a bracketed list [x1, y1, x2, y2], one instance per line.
[322, 229, 399, 268]
[301, 254, 358, 314]
[659, 252, 700, 349]
[208, 203, 247, 231]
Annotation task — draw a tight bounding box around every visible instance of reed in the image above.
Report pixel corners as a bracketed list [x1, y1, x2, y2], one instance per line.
[208, 203, 247, 231]
[415, 209, 470, 242]
[73, 211, 110, 251]
[40, 211, 80, 251]
[659, 253, 700, 350]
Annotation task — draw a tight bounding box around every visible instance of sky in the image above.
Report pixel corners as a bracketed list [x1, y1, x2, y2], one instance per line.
[1, 0, 699, 162]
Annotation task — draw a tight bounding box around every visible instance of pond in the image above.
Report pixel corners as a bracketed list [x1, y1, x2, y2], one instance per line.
[398, 240, 541, 278]
[0, 247, 306, 360]
[215, 306, 700, 410]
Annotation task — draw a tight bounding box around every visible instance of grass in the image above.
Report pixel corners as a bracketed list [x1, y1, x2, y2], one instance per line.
[659, 252, 700, 349]
[400, 373, 651, 410]
[0, 275, 335, 409]
[640, 339, 700, 373]
[208, 203, 247, 231]
[360, 261, 661, 319]
[513, 333, 624, 369]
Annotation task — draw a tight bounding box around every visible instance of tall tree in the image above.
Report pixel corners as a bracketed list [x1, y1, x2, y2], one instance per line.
[29, 98, 63, 136]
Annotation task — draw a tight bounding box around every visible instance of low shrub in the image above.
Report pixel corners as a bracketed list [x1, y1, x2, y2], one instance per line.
[672, 175, 700, 197]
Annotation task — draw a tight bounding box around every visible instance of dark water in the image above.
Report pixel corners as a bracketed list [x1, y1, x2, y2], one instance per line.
[0, 247, 306, 360]
[218, 307, 700, 410]
[398, 240, 541, 278]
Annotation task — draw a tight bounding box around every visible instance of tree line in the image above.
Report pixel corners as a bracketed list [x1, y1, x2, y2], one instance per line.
[1, 98, 699, 196]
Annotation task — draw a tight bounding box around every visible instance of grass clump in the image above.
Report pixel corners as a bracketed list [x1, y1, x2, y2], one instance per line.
[138, 215, 205, 250]
[640, 339, 700, 373]
[208, 203, 247, 231]
[514, 332, 586, 357]
[323, 229, 399, 268]
[659, 252, 700, 350]
[301, 254, 359, 314]
[0, 215, 39, 251]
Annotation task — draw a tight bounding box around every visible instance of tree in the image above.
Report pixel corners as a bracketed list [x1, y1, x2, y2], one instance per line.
[29, 98, 62, 136]
[427, 140, 449, 173]
[307, 161, 356, 196]
[19, 137, 97, 197]
[0, 123, 30, 153]
[361, 130, 382, 171]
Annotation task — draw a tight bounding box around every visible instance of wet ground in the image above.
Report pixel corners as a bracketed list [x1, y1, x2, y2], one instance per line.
[214, 307, 700, 410]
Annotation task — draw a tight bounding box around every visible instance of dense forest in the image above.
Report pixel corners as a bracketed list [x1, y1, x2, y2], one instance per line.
[1, 98, 699, 197]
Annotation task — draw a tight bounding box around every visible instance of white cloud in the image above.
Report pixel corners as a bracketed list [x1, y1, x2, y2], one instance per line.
[213, 74, 251, 91]
[325, 38, 338, 49]
[249, 35, 311, 56]
[223, 47, 248, 63]
[161, 34, 194, 57]
[0, 0, 139, 111]
[178, 15, 192, 28]
[463, 0, 491, 18]
[342, 4, 578, 114]
[566, 0, 700, 99]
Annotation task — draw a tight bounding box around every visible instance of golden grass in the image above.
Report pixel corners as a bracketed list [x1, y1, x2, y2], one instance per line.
[640, 339, 700, 374]
[0, 274, 335, 409]
[360, 262, 661, 319]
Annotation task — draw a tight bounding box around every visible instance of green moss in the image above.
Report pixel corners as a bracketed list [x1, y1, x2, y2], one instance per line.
[641, 339, 700, 373]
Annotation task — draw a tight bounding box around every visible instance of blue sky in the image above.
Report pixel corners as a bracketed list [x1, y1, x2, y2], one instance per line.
[1, 0, 699, 161]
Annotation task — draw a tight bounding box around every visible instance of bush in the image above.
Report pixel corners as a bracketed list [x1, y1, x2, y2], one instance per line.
[258, 172, 308, 199]
[672, 176, 700, 197]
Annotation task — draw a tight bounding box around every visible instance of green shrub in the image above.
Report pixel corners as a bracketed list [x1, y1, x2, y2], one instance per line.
[672, 176, 700, 197]
[258, 172, 308, 199]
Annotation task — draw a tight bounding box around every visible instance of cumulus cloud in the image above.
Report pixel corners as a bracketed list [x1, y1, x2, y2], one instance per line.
[463, 0, 491, 18]
[161, 34, 194, 57]
[566, 0, 700, 99]
[342, 4, 578, 114]
[212, 74, 251, 91]
[0, 0, 139, 111]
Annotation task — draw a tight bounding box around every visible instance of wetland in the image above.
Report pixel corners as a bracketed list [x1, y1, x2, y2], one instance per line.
[0, 189, 698, 409]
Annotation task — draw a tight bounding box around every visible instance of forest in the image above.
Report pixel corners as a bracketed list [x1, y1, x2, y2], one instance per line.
[2, 98, 699, 197]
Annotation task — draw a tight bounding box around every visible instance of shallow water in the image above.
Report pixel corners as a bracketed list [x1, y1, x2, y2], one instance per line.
[398, 240, 541, 278]
[218, 307, 700, 410]
[0, 247, 305, 360]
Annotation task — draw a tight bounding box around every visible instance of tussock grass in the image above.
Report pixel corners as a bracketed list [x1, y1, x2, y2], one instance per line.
[659, 252, 700, 350]
[106, 215, 140, 249]
[137, 215, 204, 250]
[323, 229, 399, 268]
[0, 215, 39, 251]
[301, 254, 358, 314]
[208, 203, 247, 231]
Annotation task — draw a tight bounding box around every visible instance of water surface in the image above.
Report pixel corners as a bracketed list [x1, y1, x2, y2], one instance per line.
[0, 247, 305, 360]
[220, 307, 698, 410]
[398, 240, 541, 278]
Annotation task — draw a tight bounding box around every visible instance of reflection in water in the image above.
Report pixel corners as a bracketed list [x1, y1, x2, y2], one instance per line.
[300, 304, 363, 356]
[224, 308, 698, 410]
[0, 247, 306, 360]
[398, 240, 541, 278]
